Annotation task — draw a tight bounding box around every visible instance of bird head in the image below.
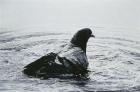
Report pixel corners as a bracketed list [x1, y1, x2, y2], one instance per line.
[71, 28, 95, 52]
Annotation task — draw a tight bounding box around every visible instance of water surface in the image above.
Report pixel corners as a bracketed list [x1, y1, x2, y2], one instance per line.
[0, 27, 140, 92]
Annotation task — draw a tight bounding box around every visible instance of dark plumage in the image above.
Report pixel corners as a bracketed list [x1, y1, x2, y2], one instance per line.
[23, 28, 95, 77]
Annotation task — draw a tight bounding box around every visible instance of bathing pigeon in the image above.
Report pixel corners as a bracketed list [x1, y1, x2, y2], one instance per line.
[23, 28, 95, 77]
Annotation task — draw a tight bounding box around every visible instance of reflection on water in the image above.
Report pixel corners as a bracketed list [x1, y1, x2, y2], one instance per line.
[0, 27, 140, 92]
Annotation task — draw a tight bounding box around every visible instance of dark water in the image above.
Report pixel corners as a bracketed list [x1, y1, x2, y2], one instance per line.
[0, 27, 140, 92]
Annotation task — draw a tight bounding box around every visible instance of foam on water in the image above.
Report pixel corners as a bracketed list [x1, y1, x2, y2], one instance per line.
[0, 27, 140, 92]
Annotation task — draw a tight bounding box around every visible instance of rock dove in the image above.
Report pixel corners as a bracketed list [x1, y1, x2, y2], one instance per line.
[23, 28, 95, 77]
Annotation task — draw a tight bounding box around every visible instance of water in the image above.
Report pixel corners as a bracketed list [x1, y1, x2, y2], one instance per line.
[0, 27, 140, 92]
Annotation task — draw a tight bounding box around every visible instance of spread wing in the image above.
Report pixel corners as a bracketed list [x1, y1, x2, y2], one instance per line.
[23, 52, 57, 76]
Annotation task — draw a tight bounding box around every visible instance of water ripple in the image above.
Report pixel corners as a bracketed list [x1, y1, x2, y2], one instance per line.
[0, 29, 140, 92]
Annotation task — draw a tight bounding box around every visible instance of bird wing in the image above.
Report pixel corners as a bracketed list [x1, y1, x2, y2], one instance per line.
[58, 44, 88, 70]
[23, 52, 57, 76]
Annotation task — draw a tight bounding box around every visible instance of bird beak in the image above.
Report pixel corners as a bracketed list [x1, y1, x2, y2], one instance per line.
[90, 34, 95, 38]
